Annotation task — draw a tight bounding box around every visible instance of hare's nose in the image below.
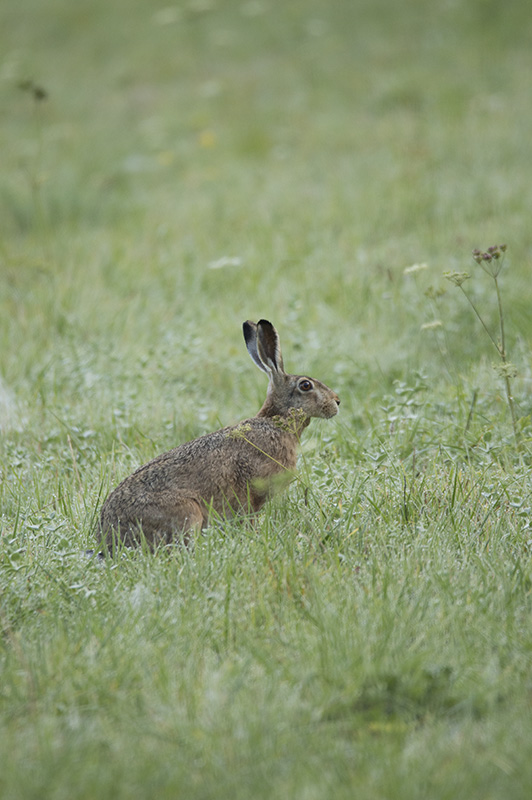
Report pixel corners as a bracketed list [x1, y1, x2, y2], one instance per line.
[334, 394, 340, 406]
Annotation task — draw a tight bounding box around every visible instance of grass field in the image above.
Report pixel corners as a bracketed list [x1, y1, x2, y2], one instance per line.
[2, 0, 532, 797]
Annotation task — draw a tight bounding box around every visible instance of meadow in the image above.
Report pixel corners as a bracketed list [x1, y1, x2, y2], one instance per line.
[1, 0, 532, 797]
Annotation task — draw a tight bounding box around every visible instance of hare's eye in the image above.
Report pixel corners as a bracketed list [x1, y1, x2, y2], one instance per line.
[299, 379, 313, 392]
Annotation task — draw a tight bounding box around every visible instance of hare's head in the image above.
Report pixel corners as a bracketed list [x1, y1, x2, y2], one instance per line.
[243, 320, 340, 425]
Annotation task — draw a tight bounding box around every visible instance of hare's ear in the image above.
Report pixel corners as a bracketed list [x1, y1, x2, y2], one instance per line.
[243, 320, 269, 374]
[257, 319, 285, 376]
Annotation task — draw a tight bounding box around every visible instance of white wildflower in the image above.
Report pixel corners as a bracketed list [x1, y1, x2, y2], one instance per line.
[403, 263, 428, 275]
[208, 256, 242, 270]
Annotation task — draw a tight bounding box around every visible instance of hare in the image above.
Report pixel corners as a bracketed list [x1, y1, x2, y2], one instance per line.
[98, 319, 340, 549]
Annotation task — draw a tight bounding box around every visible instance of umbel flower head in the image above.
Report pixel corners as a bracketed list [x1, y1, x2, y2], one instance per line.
[472, 244, 507, 276]
[444, 271, 470, 287]
[472, 244, 507, 263]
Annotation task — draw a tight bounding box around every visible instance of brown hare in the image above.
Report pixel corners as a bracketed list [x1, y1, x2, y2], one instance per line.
[98, 319, 339, 549]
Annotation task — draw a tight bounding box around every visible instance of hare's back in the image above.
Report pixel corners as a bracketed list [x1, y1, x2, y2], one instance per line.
[123, 416, 296, 492]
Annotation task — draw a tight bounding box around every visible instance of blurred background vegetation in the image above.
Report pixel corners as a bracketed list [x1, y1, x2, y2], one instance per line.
[2, 0, 532, 372]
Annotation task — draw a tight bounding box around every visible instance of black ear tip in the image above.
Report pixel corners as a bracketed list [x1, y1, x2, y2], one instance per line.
[257, 319, 273, 329]
[243, 320, 255, 336]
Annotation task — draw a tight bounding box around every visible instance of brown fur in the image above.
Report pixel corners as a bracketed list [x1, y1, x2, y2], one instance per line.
[98, 320, 339, 548]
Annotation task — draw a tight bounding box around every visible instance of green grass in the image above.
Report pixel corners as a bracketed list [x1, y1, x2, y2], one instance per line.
[2, 0, 532, 797]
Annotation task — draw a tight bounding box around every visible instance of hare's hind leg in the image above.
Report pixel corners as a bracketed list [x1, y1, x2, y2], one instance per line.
[99, 492, 205, 550]
[169, 496, 204, 546]
[145, 493, 205, 547]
